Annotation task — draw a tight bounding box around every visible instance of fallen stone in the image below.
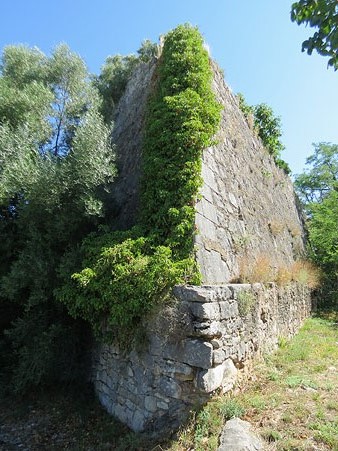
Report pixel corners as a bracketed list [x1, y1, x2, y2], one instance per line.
[218, 418, 263, 450]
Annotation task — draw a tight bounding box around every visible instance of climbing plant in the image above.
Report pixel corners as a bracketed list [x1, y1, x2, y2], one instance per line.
[58, 24, 222, 343]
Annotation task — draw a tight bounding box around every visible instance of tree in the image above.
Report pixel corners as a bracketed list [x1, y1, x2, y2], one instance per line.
[291, 0, 338, 69]
[294, 142, 338, 308]
[294, 142, 338, 204]
[0, 44, 116, 392]
[93, 40, 157, 124]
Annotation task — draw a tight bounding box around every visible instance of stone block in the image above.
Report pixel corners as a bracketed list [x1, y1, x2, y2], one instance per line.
[188, 301, 220, 320]
[195, 211, 217, 240]
[218, 418, 263, 450]
[176, 339, 213, 369]
[221, 358, 238, 392]
[145, 396, 157, 413]
[211, 338, 223, 349]
[159, 377, 182, 399]
[213, 348, 226, 365]
[132, 409, 146, 432]
[195, 361, 227, 393]
[193, 321, 224, 338]
[219, 301, 231, 319]
[173, 285, 216, 303]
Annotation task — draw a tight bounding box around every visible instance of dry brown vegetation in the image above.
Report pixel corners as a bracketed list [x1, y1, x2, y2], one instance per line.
[237, 254, 321, 289]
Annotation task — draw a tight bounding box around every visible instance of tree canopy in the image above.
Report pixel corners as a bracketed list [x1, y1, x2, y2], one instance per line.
[294, 142, 338, 307]
[0, 44, 116, 392]
[291, 0, 338, 69]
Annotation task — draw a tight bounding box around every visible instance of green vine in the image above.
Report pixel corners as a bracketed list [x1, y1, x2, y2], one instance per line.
[57, 24, 221, 343]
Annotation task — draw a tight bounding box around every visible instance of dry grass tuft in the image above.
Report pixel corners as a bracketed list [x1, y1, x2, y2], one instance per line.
[275, 265, 292, 287]
[239, 254, 274, 284]
[290, 260, 321, 289]
[268, 220, 285, 236]
[237, 256, 321, 290]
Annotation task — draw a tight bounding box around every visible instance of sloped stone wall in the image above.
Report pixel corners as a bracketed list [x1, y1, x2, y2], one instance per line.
[93, 283, 312, 432]
[109, 60, 156, 230]
[195, 62, 306, 283]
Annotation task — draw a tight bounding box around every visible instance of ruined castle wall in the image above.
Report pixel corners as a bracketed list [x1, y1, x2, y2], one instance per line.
[110, 60, 156, 230]
[195, 62, 306, 283]
[93, 56, 312, 433]
[93, 283, 312, 432]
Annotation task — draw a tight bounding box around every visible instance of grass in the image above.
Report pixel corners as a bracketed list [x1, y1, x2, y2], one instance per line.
[0, 314, 337, 450]
[167, 314, 338, 450]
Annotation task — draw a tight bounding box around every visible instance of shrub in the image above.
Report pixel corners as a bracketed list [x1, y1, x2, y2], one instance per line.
[57, 229, 199, 343]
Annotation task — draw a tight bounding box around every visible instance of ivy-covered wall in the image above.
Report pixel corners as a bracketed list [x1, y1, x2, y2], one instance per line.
[58, 25, 221, 344]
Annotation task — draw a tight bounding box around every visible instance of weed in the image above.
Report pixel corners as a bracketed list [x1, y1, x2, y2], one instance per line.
[285, 375, 317, 389]
[310, 421, 338, 448]
[237, 290, 255, 316]
[248, 395, 266, 411]
[218, 399, 245, 420]
[262, 428, 281, 442]
[233, 234, 252, 253]
[290, 260, 321, 289]
[278, 336, 288, 348]
[261, 169, 272, 178]
[267, 370, 280, 381]
[275, 264, 292, 286]
[238, 254, 274, 283]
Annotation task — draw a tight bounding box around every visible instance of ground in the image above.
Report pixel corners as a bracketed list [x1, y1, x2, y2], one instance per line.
[0, 313, 337, 450]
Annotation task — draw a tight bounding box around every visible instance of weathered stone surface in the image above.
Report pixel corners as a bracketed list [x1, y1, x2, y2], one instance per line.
[196, 61, 306, 284]
[94, 282, 312, 433]
[91, 52, 312, 434]
[188, 301, 220, 320]
[218, 418, 263, 450]
[196, 358, 237, 393]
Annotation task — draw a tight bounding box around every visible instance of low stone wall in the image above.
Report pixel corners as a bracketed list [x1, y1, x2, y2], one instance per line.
[92, 283, 312, 433]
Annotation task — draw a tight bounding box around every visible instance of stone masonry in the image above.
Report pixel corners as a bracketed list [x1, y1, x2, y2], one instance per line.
[195, 61, 306, 283]
[93, 283, 312, 432]
[92, 48, 312, 433]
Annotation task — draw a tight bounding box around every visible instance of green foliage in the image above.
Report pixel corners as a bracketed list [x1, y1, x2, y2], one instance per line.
[141, 24, 222, 256]
[295, 142, 338, 204]
[237, 94, 291, 174]
[308, 190, 338, 277]
[58, 24, 220, 344]
[253, 104, 285, 159]
[93, 40, 157, 124]
[294, 142, 338, 308]
[218, 398, 245, 420]
[0, 44, 116, 392]
[291, 0, 338, 70]
[57, 229, 197, 344]
[237, 92, 254, 120]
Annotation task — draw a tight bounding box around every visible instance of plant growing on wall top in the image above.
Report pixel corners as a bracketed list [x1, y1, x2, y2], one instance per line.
[58, 24, 222, 344]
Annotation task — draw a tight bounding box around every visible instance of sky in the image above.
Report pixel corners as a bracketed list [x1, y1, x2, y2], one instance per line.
[1, 0, 337, 176]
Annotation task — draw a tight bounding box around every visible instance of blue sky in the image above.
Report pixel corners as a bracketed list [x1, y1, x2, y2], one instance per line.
[1, 0, 337, 175]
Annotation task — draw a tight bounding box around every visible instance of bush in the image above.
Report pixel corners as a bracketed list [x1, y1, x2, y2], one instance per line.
[57, 229, 199, 344]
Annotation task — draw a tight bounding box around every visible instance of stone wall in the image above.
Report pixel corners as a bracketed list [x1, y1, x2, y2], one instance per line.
[94, 48, 312, 434]
[93, 283, 312, 433]
[195, 62, 306, 283]
[110, 60, 156, 230]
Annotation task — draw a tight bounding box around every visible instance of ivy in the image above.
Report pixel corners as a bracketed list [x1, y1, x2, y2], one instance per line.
[58, 24, 221, 344]
[237, 94, 291, 174]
